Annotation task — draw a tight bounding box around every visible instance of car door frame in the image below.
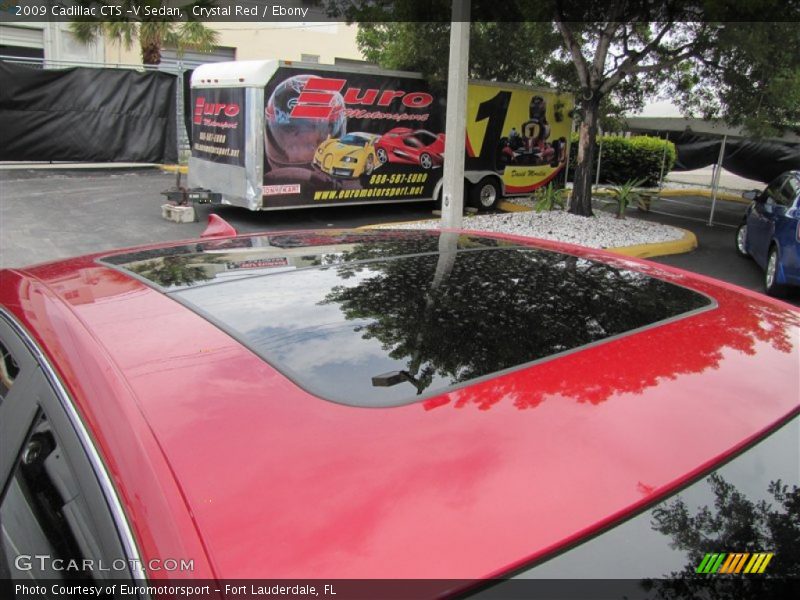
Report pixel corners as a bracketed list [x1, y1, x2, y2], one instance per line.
[773, 176, 800, 276]
[748, 174, 788, 267]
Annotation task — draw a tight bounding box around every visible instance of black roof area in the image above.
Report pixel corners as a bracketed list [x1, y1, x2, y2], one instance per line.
[102, 230, 713, 407]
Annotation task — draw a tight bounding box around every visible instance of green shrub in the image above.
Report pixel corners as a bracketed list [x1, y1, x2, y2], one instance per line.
[533, 183, 566, 212]
[607, 177, 647, 218]
[567, 134, 676, 187]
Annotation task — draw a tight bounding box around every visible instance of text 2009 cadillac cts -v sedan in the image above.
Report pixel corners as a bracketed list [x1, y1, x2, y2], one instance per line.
[0, 226, 797, 598]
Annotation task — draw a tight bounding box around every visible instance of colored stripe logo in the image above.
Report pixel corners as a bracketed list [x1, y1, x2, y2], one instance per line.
[696, 552, 774, 574]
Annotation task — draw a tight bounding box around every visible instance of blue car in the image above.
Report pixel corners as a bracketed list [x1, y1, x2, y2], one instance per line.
[736, 170, 800, 296]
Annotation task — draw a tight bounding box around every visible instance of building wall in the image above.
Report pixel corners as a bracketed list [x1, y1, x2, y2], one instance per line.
[0, 22, 104, 66]
[0, 23, 361, 69]
[106, 21, 363, 67]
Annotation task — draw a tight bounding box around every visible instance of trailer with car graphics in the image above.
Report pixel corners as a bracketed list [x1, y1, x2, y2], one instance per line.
[186, 59, 574, 212]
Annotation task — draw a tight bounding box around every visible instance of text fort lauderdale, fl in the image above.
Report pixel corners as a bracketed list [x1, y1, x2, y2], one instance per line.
[194, 4, 310, 18]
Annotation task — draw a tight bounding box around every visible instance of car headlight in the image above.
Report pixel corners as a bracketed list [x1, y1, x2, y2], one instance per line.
[341, 156, 357, 163]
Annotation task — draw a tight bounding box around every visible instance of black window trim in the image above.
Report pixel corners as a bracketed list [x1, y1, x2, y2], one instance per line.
[0, 309, 147, 582]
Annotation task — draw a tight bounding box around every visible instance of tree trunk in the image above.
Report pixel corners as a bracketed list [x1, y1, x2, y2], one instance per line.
[568, 95, 602, 217]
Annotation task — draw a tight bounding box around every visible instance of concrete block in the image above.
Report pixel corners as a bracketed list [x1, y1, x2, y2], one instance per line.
[161, 203, 195, 223]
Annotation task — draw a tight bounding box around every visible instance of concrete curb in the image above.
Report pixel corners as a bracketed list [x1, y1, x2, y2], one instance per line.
[357, 218, 444, 230]
[161, 164, 189, 174]
[658, 188, 748, 203]
[497, 200, 533, 212]
[0, 162, 159, 171]
[588, 186, 747, 204]
[606, 229, 698, 259]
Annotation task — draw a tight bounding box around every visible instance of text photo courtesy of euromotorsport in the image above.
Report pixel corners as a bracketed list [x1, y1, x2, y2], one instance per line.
[191, 61, 573, 210]
[15, 583, 209, 598]
[15, 582, 337, 597]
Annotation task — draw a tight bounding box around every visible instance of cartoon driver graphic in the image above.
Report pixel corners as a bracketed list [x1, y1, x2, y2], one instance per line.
[264, 75, 348, 188]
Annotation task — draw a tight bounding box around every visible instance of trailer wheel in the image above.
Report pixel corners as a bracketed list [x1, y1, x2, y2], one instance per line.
[419, 153, 433, 170]
[376, 148, 388, 164]
[469, 177, 501, 210]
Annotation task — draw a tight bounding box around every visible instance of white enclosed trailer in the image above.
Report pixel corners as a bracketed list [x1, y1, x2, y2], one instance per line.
[187, 59, 573, 212]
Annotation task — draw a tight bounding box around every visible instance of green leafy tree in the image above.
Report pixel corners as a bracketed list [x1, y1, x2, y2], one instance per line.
[553, 3, 799, 216]
[356, 21, 561, 91]
[328, 1, 800, 217]
[129, 255, 213, 287]
[69, 1, 219, 65]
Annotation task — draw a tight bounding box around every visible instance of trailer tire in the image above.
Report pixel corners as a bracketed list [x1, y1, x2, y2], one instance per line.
[469, 177, 501, 211]
[434, 186, 443, 209]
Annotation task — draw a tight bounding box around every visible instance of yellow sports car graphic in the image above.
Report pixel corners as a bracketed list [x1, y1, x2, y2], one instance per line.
[313, 132, 380, 178]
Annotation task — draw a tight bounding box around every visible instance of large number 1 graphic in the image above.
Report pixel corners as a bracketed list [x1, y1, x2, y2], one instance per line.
[468, 91, 511, 171]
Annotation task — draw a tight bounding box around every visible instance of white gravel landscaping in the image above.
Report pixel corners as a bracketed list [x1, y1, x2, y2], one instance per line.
[378, 208, 686, 250]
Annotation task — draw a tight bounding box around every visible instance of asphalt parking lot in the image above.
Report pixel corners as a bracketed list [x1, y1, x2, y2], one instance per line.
[641, 197, 797, 303]
[0, 168, 436, 268]
[1, 167, 797, 306]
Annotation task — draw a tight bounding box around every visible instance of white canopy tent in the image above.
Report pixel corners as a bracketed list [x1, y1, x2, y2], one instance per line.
[624, 101, 800, 225]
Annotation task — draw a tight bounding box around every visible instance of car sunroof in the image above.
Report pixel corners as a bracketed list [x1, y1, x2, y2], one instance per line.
[105, 232, 713, 407]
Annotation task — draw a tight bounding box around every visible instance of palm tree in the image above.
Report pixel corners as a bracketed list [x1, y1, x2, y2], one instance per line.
[69, 2, 219, 65]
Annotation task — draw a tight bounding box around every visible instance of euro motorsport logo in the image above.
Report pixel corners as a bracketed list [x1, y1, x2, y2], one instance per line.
[696, 552, 774, 574]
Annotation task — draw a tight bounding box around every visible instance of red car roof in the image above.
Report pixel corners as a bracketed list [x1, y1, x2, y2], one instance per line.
[2, 230, 798, 583]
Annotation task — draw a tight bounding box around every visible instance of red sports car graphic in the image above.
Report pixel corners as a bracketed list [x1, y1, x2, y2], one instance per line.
[374, 128, 445, 169]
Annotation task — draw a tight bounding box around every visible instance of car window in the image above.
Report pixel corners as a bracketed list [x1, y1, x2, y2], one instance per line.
[0, 341, 19, 406]
[2, 412, 96, 581]
[415, 131, 437, 145]
[404, 136, 423, 148]
[339, 134, 368, 147]
[765, 174, 788, 204]
[169, 245, 713, 407]
[0, 406, 135, 588]
[483, 415, 799, 595]
[0, 317, 139, 589]
[102, 232, 714, 408]
[0, 319, 39, 479]
[779, 177, 800, 207]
